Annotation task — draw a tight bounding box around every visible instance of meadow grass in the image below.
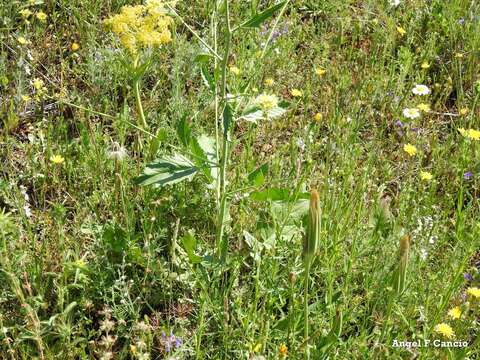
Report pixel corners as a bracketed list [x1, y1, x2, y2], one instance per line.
[1, 0, 480, 359]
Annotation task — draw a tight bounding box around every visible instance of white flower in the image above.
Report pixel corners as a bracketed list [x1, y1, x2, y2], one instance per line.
[107, 142, 128, 161]
[420, 248, 428, 260]
[412, 84, 431, 95]
[402, 108, 420, 119]
[389, 0, 401, 6]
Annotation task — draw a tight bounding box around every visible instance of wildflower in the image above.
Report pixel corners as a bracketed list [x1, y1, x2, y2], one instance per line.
[464, 273, 473, 281]
[19, 9, 32, 18]
[32, 78, 44, 90]
[460, 128, 480, 140]
[278, 343, 288, 357]
[36, 11, 48, 22]
[447, 307, 461, 320]
[99, 335, 117, 347]
[315, 67, 327, 76]
[389, 0, 401, 6]
[458, 18, 465, 25]
[421, 61, 430, 69]
[229, 66, 240, 76]
[403, 144, 417, 156]
[290, 88, 302, 97]
[459, 108, 468, 116]
[104, 2, 173, 55]
[100, 318, 115, 332]
[467, 287, 480, 298]
[133, 321, 151, 332]
[396, 26, 406, 36]
[252, 87, 258, 93]
[255, 93, 279, 111]
[402, 108, 420, 119]
[161, 330, 182, 353]
[417, 103, 431, 112]
[264, 78, 275, 87]
[18, 37, 28, 45]
[100, 352, 114, 360]
[463, 171, 473, 180]
[108, 143, 128, 161]
[71, 42, 80, 51]
[412, 84, 430, 95]
[434, 323, 455, 338]
[50, 154, 65, 164]
[455, 52, 464, 58]
[314, 113, 322, 121]
[420, 171, 432, 181]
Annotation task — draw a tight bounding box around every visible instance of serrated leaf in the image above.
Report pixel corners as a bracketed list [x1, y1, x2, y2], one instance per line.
[135, 153, 198, 187]
[239, 1, 287, 29]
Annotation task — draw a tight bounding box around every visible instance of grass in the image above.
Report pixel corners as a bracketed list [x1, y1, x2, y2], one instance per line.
[1, 0, 480, 359]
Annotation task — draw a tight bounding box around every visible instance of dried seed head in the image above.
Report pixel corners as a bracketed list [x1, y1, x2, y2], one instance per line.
[399, 234, 411, 259]
[303, 189, 321, 259]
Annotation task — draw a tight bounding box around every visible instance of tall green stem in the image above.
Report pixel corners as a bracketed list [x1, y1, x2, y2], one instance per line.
[304, 258, 311, 360]
[215, 0, 232, 259]
[133, 56, 148, 129]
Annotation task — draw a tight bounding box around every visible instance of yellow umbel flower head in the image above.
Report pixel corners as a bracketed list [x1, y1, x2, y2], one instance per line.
[104, 0, 173, 55]
[255, 93, 278, 111]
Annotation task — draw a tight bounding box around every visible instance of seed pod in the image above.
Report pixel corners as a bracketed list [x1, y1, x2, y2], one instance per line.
[303, 189, 321, 259]
[394, 234, 411, 294]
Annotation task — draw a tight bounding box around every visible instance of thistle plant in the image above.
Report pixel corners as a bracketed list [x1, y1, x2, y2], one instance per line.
[302, 189, 321, 359]
[104, 0, 174, 130]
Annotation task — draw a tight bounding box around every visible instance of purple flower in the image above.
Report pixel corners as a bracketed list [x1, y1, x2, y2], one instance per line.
[395, 120, 404, 128]
[464, 273, 473, 281]
[261, 22, 289, 42]
[463, 171, 473, 180]
[161, 330, 182, 353]
[458, 18, 465, 25]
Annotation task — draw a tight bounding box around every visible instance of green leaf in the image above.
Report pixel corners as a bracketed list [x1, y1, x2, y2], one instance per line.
[190, 134, 218, 183]
[248, 163, 269, 186]
[239, 1, 287, 29]
[200, 64, 215, 91]
[135, 153, 198, 187]
[194, 53, 213, 64]
[176, 115, 191, 147]
[241, 101, 289, 122]
[250, 188, 308, 202]
[181, 232, 202, 264]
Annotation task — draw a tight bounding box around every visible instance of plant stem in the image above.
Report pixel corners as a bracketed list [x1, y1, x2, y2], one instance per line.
[133, 56, 148, 129]
[215, 0, 232, 259]
[304, 257, 311, 360]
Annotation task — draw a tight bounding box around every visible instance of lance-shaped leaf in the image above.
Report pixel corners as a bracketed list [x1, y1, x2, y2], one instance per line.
[135, 153, 198, 187]
[238, 1, 287, 29]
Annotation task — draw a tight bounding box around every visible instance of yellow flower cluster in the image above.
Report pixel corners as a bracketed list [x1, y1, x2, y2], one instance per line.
[104, 0, 173, 55]
[255, 94, 278, 111]
[459, 128, 480, 141]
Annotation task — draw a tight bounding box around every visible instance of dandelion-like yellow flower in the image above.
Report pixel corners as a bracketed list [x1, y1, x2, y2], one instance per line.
[417, 103, 431, 112]
[291, 89, 302, 97]
[21, 95, 31, 102]
[434, 323, 455, 338]
[36, 11, 48, 22]
[104, 1, 173, 55]
[71, 42, 80, 51]
[447, 307, 461, 320]
[462, 129, 480, 141]
[229, 66, 241, 76]
[50, 154, 65, 165]
[278, 343, 288, 357]
[403, 144, 417, 156]
[315, 67, 327, 76]
[455, 52, 464, 58]
[420, 171, 432, 181]
[459, 108, 468, 116]
[396, 26, 406, 36]
[19, 9, 32, 18]
[32, 78, 44, 90]
[255, 93, 278, 111]
[18, 37, 27, 45]
[264, 78, 275, 87]
[467, 287, 480, 298]
[314, 113, 322, 121]
[421, 61, 430, 69]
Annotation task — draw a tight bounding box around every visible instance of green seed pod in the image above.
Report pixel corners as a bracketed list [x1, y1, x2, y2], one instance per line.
[303, 189, 321, 259]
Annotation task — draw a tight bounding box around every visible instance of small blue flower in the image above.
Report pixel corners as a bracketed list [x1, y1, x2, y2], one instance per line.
[161, 330, 182, 353]
[464, 273, 473, 281]
[463, 171, 473, 180]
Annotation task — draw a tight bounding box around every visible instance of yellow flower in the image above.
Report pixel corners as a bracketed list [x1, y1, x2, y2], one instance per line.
[315, 67, 327, 76]
[290, 89, 302, 97]
[467, 287, 480, 298]
[278, 343, 288, 357]
[314, 113, 323, 121]
[459, 108, 468, 116]
[104, 2, 173, 55]
[18, 36, 28, 45]
[455, 52, 464, 58]
[252, 87, 258, 93]
[458, 128, 466, 136]
[447, 307, 461, 320]
[417, 103, 431, 112]
[21, 95, 31, 102]
[403, 144, 417, 156]
[434, 323, 455, 338]
[396, 26, 406, 36]
[264, 78, 275, 87]
[421, 61, 430, 69]
[19, 9, 33, 18]
[32, 78, 44, 90]
[36, 11, 48, 22]
[420, 171, 432, 181]
[466, 129, 480, 140]
[229, 66, 241, 76]
[71, 42, 80, 51]
[255, 93, 279, 111]
[50, 154, 65, 165]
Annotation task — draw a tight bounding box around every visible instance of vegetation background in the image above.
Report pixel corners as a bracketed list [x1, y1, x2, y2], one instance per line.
[0, 0, 479, 359]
